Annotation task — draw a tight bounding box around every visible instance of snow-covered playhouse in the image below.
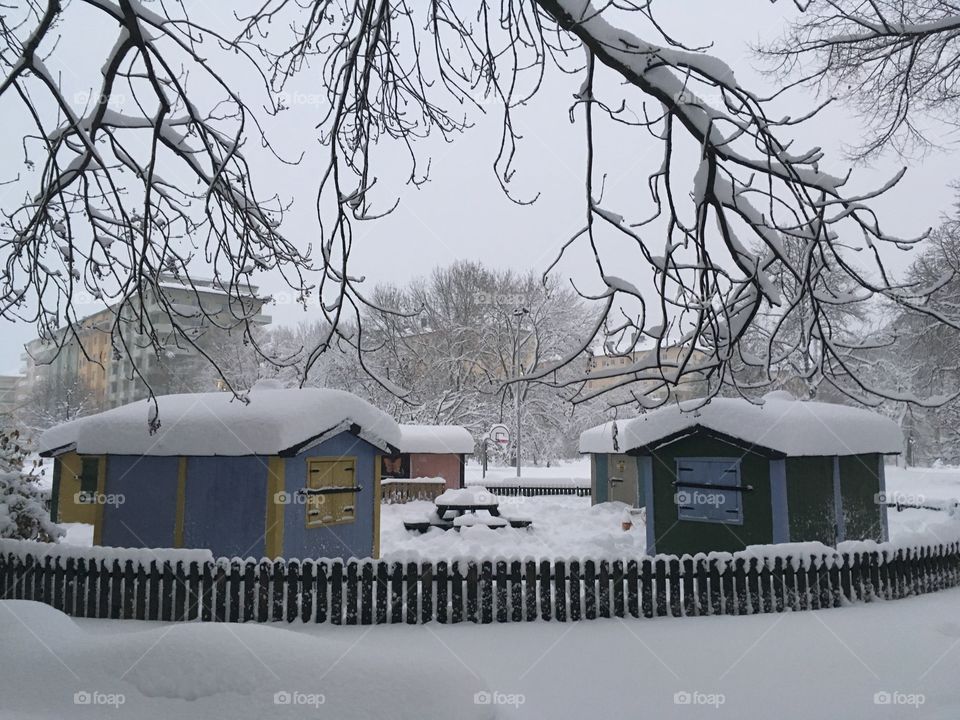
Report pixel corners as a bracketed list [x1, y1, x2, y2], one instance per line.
[580, 393, 903, 556]
[383, 424, 475, 489]
[38, 384, 461, 560]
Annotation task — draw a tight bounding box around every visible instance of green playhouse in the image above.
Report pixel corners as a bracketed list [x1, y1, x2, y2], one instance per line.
[580, 393, 903, 556]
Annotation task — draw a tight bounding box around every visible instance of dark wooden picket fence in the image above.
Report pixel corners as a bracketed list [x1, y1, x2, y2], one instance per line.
[466, 484, 592, 498]
[2, 542, 959, 624]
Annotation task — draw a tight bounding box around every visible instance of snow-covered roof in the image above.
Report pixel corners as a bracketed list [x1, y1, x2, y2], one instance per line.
[579, 394, 903, 457]
[39, 385, 402, 457]
[397, 425, 474, 455]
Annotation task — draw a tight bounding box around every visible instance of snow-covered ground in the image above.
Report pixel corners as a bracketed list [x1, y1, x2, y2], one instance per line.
[59, 523, 94, 546]
[886, 465, 960, 539]
[3, 587, 960, 719]
[385, 458, 644, 561]
[0, 599, 490, 720]
[381, 496, 644, 562]
[466, 458, 589, 485]
[10, 459, 960, 719]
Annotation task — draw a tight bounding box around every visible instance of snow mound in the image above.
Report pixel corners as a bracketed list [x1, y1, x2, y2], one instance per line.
[580, 397, 902, 457]
[0, 600, 496, 720]
[381, 497, 647, 562]
[122, 624, 265, 700]
[38, 387, 402, 457]
[0, 599, 83, 643]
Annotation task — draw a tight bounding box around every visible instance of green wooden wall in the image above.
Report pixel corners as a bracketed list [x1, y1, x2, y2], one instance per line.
[785, 456, 836, 545]
[649, 436, 773, 556]
[784, 454, 884, 545]
[593, 454, 608, 503]
[840, 454, 884, 542]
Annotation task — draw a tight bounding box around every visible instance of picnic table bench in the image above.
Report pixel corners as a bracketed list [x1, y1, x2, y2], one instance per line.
[402, 487, 533, 532]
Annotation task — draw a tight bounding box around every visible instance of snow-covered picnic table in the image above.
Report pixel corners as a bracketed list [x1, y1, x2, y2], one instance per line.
[402, 487, 532, 532]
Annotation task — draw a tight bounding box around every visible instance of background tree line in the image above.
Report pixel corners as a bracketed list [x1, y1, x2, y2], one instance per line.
[18, 260, 608, 466]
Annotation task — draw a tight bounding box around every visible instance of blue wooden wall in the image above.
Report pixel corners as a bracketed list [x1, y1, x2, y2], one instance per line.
[183, 456, 268, 558]
[95, 429, 380, 559]
[281, 431, 379, 559]
[101, 455, 178, 549]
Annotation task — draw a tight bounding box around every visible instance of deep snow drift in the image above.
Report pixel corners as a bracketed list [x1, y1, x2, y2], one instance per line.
[3, 587, 960, 719]
[0, 600, 493, 720]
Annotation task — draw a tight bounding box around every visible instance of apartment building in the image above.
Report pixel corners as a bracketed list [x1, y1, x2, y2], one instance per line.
[0, 375, 22, 421]
[584, 346, 707, 400]
[20, 275, 271, 412]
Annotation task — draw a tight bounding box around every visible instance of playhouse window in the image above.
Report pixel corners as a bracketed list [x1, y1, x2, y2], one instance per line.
[674, 458, 743, 524]
[305, 458, 358, 528]
[77, 457, 99, 503]
[380, 454, 409, 479]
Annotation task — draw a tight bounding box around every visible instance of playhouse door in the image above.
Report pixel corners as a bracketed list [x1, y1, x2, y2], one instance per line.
[608, 454, 639, 506]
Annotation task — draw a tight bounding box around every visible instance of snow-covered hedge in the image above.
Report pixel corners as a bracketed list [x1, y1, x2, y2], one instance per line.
[0, 429, 62, 543]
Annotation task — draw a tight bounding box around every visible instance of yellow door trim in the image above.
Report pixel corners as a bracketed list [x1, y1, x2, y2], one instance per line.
[373, 455, 382, 559]
[265, 457, 285, 559]
[58, 453, 80, 523]
[92, 455, 107, 546]
[174, 457, 187, 548]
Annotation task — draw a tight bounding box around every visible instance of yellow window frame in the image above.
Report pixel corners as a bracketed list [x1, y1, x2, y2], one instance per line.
[305, 457, 358, 528]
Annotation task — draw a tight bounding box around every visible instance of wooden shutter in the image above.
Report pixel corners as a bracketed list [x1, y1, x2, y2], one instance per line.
[306, 458, 357, 527]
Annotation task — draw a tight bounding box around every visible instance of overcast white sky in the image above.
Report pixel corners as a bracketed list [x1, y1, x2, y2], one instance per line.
[1, 1, 957, 375]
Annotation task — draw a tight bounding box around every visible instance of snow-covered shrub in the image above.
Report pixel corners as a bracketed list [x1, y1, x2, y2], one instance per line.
[0, 428, 62, 542]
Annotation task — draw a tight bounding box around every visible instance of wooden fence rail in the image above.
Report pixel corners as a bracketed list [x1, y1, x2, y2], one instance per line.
[380, 480, 446, 504]
[2, 542, 958, 624]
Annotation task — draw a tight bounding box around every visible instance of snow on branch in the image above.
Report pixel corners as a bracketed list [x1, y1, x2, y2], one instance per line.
[2, 0, 958, 419]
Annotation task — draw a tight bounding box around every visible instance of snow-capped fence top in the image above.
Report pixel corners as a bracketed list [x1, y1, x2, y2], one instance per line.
[38, 385, 403, 457]
[396, 424, 474, 454]
[579, 393, 903, 457]
[0, 538, 213, 568]
[2, 530, 959, 625]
